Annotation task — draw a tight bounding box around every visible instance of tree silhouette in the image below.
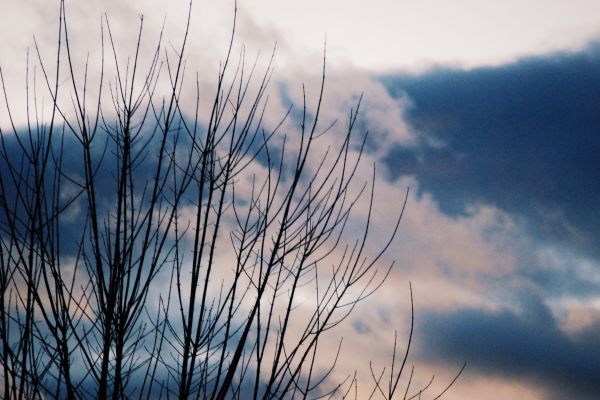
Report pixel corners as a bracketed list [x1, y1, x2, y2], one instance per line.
[0, 1, 463, 399]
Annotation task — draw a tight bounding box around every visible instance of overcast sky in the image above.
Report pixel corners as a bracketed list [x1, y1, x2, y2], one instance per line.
[2, 1, 600, 399]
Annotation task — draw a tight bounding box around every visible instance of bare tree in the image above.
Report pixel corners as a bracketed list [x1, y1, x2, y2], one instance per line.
[0, 1, 463, 399]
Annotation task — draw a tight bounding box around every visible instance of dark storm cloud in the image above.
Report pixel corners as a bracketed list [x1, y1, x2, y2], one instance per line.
[0, 126, 188, 257]
[420, 297, 600, 400]
[381, 44, 600, 259]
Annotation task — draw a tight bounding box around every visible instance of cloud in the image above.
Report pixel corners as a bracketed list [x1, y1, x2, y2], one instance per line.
[382, 45, 600, 259]
[241, 0, 600, 71]
[420, 297, 600, 400]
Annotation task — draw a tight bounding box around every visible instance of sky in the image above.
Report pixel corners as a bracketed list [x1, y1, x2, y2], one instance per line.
[2, 1, 600, 399]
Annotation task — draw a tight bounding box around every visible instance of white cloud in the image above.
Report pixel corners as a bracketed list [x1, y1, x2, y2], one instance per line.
[4, 0, 598, 129]
[242, 0, 600, 71]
